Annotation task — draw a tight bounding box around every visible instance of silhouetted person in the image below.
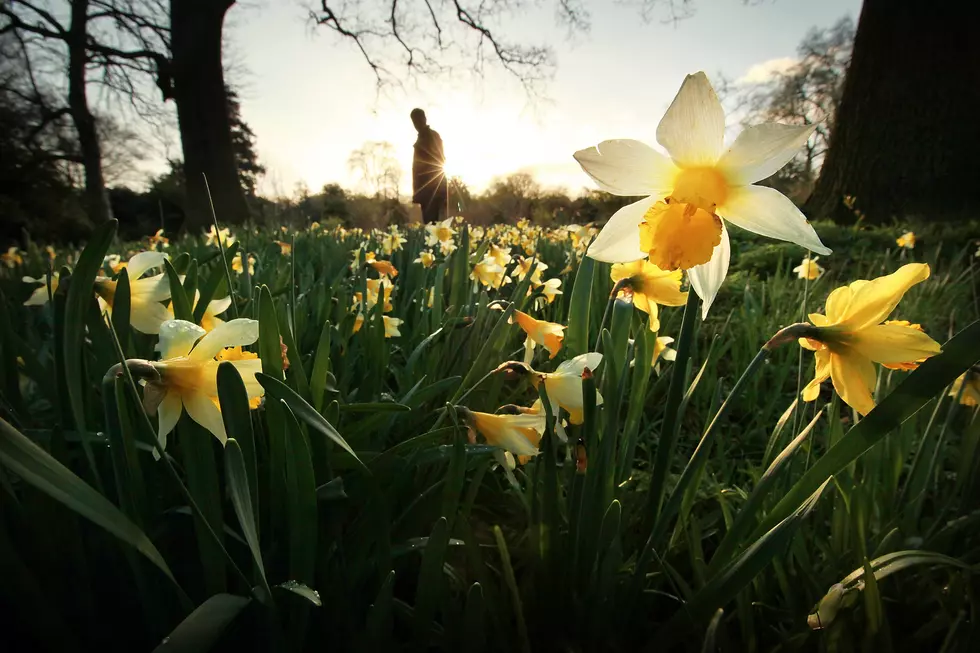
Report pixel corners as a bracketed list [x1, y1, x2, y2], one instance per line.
[411, 108, 448, 223]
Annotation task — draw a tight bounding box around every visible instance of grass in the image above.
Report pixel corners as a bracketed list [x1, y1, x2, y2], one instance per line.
[1, 216, 979, 652]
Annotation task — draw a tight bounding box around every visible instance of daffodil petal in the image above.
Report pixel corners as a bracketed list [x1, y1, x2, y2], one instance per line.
[802, 348, 831, 401]
[719, 185, 831, 255]
[718, 123, 816, 185]
[823, 286, 852, 323]
[688, 223, 730, 319]
[228, 359, 265, 397]
[130, 274, 172, 301]
[126, 251, 169, 279]
[838, 263, 930, 331]
[157, 319, 206, 358]
[184, 392, 227, 444]
[189, 318, 260, 362]
[207, 296, 233, 317]
[157, 391, 182, 449]
[846, 323, 941, 364]
[656, 71, 725, 167]
[130, 300, 174, 335]
[556, 352, 603, 377]
[586, 196, 658, 263]
[573, 139, 677, 196]
[830, 350, 877, 416]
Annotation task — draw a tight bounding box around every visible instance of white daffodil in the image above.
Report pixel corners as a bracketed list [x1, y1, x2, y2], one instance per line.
[144, 318, 264, 451]
[534, 352, 604, 425]
[574, 71, 831, 316]
[22, 272, 59, 306]
[94, 251, 173, 334]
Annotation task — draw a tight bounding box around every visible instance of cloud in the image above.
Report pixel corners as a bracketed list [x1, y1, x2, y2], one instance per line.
[737, 57, 798, 85]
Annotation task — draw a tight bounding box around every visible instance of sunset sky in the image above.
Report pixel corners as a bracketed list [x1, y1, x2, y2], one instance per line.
[222, 0, 859, 198]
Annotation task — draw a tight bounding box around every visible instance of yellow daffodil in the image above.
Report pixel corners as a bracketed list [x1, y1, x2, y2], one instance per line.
[652, 335, 676, 370]
[274, 240, 292, 256]
[205, 225, 236, 247]
[216, 347, 262, 408]
[949, 371, 980, 406]
[144, 318, 264, 450]
[369, 260, 398, 279]
[800, 264, 941, 416]
[94, 251, 173, 334]
[511, 309, 565, 362]
[459, 407, 543, 459]
[515, 257, 546, 287]
[167, 292, 233, 332]
[353, 278, 394, 313]
[148, 229, 169, 249]
[896, 231, 915, 249]
[793, 256, 824, 281]
[531, 352, 604, 425]
[22, 272, 59, 306]
[232, 252, 256, 275]
[45, 245, 56, 261]
[471, 256, 511, 289]
[574, 71, 830, 316]
[415, 250, 436, 268]
[489, 243, 513, 268]
[879, 320, 929, 371]
[610, 260, 687, 332]
[3, 247, 23, 268]
[382, 230, 407, 255]
[383, 316, 403, 338]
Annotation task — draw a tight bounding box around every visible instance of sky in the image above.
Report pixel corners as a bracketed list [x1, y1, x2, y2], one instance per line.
[223, 0, 861, 198]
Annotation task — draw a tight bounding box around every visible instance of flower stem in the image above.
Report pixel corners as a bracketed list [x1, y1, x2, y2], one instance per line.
[594, 278, 629, 352]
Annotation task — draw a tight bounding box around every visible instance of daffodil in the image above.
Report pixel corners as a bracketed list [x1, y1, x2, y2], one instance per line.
[22, 272, 59, 306]
[353, 278, 394, 313]
[94, 251, 173, 334]
[205, 225, 236, 248]
[949, 371, 980, 406]
[610, 260, 687, 331]
[232, 252, 256, 275]
[794, 256, 824, 281]
[458, 407, 543, 459]
[415, 250, 436, 268]
[382, 230, 407, 255]
[274, 240, 292, 256]
[426, 218, 456, 249]
[143, 318, 264, 450]
[652, 335, 676, 370]
[511, 309, 565, 363]
[44, 245, 56, 261]
[148, 229, 169, 249]
[369, 260, 398, 279]
[471, 256, 511, 289]
[489, 243, 513, 268]
[532, 352, 604, 425]
[382, 316, 403, 338]
[515, 257, 546, 287]
[574, 71, 830, 316]
[539, 278, 563, 304]
[168, 292, 233, 332]
[896, 231, 915, 249]
[800, 263, 941, 415]
[3, 247, 23, 268]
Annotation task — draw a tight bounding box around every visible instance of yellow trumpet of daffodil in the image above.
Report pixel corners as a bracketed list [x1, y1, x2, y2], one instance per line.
[574, 71, 830, 316]
[511, 309, 565, 363]
[793, 256, 824, 281]
[610, 260, 687, 332]
[949, 371, 980, 406]
[799, 263, 941, 416]
[144, 318, 264, 450]
[93, 251, 173, 334]
[425, 218, 455, 250]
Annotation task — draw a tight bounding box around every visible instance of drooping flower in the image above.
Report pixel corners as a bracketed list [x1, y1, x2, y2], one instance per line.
[879, 320, 929, 371]
[511, 309, 565, 362]
[382, 316, 403, 338]
[458, 407, 543, 459]
[574, 71, 830, 316]
[540, 278, 563, 305]
[94, 251, 173, 334]
[506, 352, 605, 425]
[610, 260, 687, 332]
[799, 264, 941, 415]
[22, 272, 59, 306]
[415, 250, 436, 268]
[652, 335, 676, 370]
[793, 256, 824, 281]
[144, 319, 264, 450]
[896, 231, 916, 249]
[369, 259, 398, 279]
[949, 371, 980, 406]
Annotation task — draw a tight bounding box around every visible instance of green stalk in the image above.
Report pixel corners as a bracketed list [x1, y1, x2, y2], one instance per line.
[643, 289, 700, 530]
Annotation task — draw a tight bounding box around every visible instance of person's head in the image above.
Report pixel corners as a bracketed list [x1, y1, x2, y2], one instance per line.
[410, 108, 427, 131]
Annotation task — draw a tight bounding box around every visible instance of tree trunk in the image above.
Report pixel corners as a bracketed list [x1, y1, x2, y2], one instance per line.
[170, 0, 248, 230]
[805, 0, 980, 223]
[68, 0, 112, 224]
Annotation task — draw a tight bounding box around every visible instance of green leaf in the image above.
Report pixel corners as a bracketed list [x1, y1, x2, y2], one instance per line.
[256, 372, 365, 470]
[413, 516, 451, 645]
[315, 477, 346, 501]
[0, 416, 178, 588]
[463, 583, 486, 653]
[275, 580, 322, 607]
[63, 218, 116, 469]
[748, 320, 980, 543]
[565, 255, 595, 357]
[164, 258, 193, 322]
[365, 571, 396, 649]
[281, 402, 318, 589]
[110, 268, 131, 352]
[309, 320, 334, 412]
[180, 418, 226, 596]
[151, 594, 250, 653]
[224, 439, 271, 603]
[217, 363, 258, 531]
[339, 402, 411, 413]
